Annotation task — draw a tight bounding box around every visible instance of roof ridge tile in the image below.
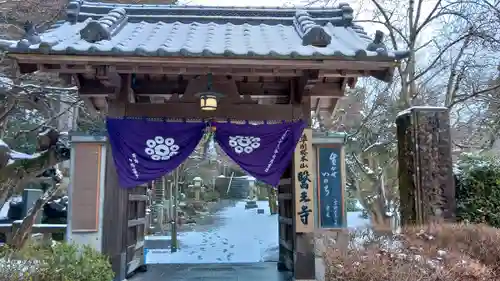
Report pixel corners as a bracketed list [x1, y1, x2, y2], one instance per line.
[80, 7, 128, 43]
[67, 0, 355, 26]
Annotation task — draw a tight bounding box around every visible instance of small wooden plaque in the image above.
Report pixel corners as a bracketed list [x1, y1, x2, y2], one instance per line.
[71, 143, 102, 232]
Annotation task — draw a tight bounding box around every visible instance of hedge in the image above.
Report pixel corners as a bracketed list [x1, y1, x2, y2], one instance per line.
[455, 153, 500, 228]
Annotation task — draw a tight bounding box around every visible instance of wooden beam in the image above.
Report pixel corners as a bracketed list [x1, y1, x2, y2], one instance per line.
[80, 83, 343, 98]
[278, 193, 292, 200]
[128, 194, 148, 201]
[101, 73, 129, 281]
[81, 78, 295, 97]
[326, 78, 348, 115]
[127, 218, 146, 228]
[313, 98, 321, 116]
[279, 178, 291, 185]
[11, 54, 396, 70]
[294, 70, 319, 104]
[29, 62, 384, 79]
[125, 103, 303, 121]
[279, 216, 293, 225]
[183, 75, 241, 103]
[77, 77, 117, 97]
[310, 82, 344, 97]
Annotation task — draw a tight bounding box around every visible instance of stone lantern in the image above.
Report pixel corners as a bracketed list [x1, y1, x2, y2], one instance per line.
[193, 176, 202, 201]
[245, 176, 258, 209]
[247, 176, 256, 199]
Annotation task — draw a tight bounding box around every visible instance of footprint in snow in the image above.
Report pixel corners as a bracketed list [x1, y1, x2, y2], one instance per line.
[229, 245, 235, 248]
[223, 249, 228, 253]
[216, 258, 222, 261]
[200, 247, 205, 251]
[197, 255, 203, 260]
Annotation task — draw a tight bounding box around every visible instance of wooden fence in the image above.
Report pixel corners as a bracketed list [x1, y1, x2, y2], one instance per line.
[0, 221, 67, 245]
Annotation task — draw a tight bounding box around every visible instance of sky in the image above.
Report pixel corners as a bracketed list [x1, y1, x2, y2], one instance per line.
[176, 0, 446, 91]
[179, 0, 383, 36]
[177, 0, 433, 50]
[182, 0, 302, 7]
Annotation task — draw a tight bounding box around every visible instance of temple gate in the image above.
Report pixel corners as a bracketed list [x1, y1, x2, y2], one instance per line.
[1, 1, 407, 280]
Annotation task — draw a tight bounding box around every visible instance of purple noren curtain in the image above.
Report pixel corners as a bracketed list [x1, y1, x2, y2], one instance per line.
[214, 121, 305, 186]
[106, 118, 205, 188]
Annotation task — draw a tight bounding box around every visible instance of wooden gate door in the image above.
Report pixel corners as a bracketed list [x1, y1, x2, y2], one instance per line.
[126, 183, 149, 275]
[277, 164, 294, 272]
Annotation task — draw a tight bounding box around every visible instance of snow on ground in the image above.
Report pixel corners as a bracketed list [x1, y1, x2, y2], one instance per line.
[146, 201, 277, 264]
[145, 201, 369, 264]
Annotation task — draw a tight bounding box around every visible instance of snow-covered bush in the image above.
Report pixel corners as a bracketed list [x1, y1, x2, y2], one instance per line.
[455, 152, 500, 227]
[0, 242, 114, 281]
[202, 190, 221, 202]
[319, 223, 500, 281]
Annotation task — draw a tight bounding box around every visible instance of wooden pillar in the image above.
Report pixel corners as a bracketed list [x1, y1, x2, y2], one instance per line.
[67, 135, 107, 251]
[292, 98, 316, 280]
[101, 74, 131, 281]
[102, 141, 129, 281]
[396, 106, 455, 226]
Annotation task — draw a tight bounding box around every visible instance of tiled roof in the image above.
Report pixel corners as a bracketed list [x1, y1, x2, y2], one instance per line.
[0, 1, 409, 60]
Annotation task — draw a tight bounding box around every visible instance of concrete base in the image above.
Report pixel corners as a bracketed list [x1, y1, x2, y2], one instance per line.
[129, 263, 293, 281]
[245, 201, 258, 209]
[315, 257, 325, 281]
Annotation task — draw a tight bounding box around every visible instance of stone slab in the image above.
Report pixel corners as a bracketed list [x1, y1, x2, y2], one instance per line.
[128, 262, 293, 281]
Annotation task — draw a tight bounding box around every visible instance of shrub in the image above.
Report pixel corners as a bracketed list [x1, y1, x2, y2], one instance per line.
[404, 223, 500, 274]
[455, 153, 500, 227]
[202, 190, 220, 202]
[256, 187, 269, 201]
[318, 223, 499, 281]
[0, 242, 114, 281]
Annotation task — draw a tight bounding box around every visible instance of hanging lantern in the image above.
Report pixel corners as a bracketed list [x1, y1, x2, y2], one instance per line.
[197, 92, 222, 111]
[195, 73, 224, 111]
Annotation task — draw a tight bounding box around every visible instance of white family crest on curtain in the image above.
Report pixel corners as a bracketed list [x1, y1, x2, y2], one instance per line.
[228, 136, 261, 154]
[106, 118, 206, 188]
[214, 121, 305, 186]
[144, 136, 180, 161]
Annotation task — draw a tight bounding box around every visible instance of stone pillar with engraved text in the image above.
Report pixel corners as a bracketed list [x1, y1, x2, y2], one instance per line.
[396, 106, 456, 226]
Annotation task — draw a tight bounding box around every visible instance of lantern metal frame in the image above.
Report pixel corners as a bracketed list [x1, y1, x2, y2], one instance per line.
[195, 91, 224, 111]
